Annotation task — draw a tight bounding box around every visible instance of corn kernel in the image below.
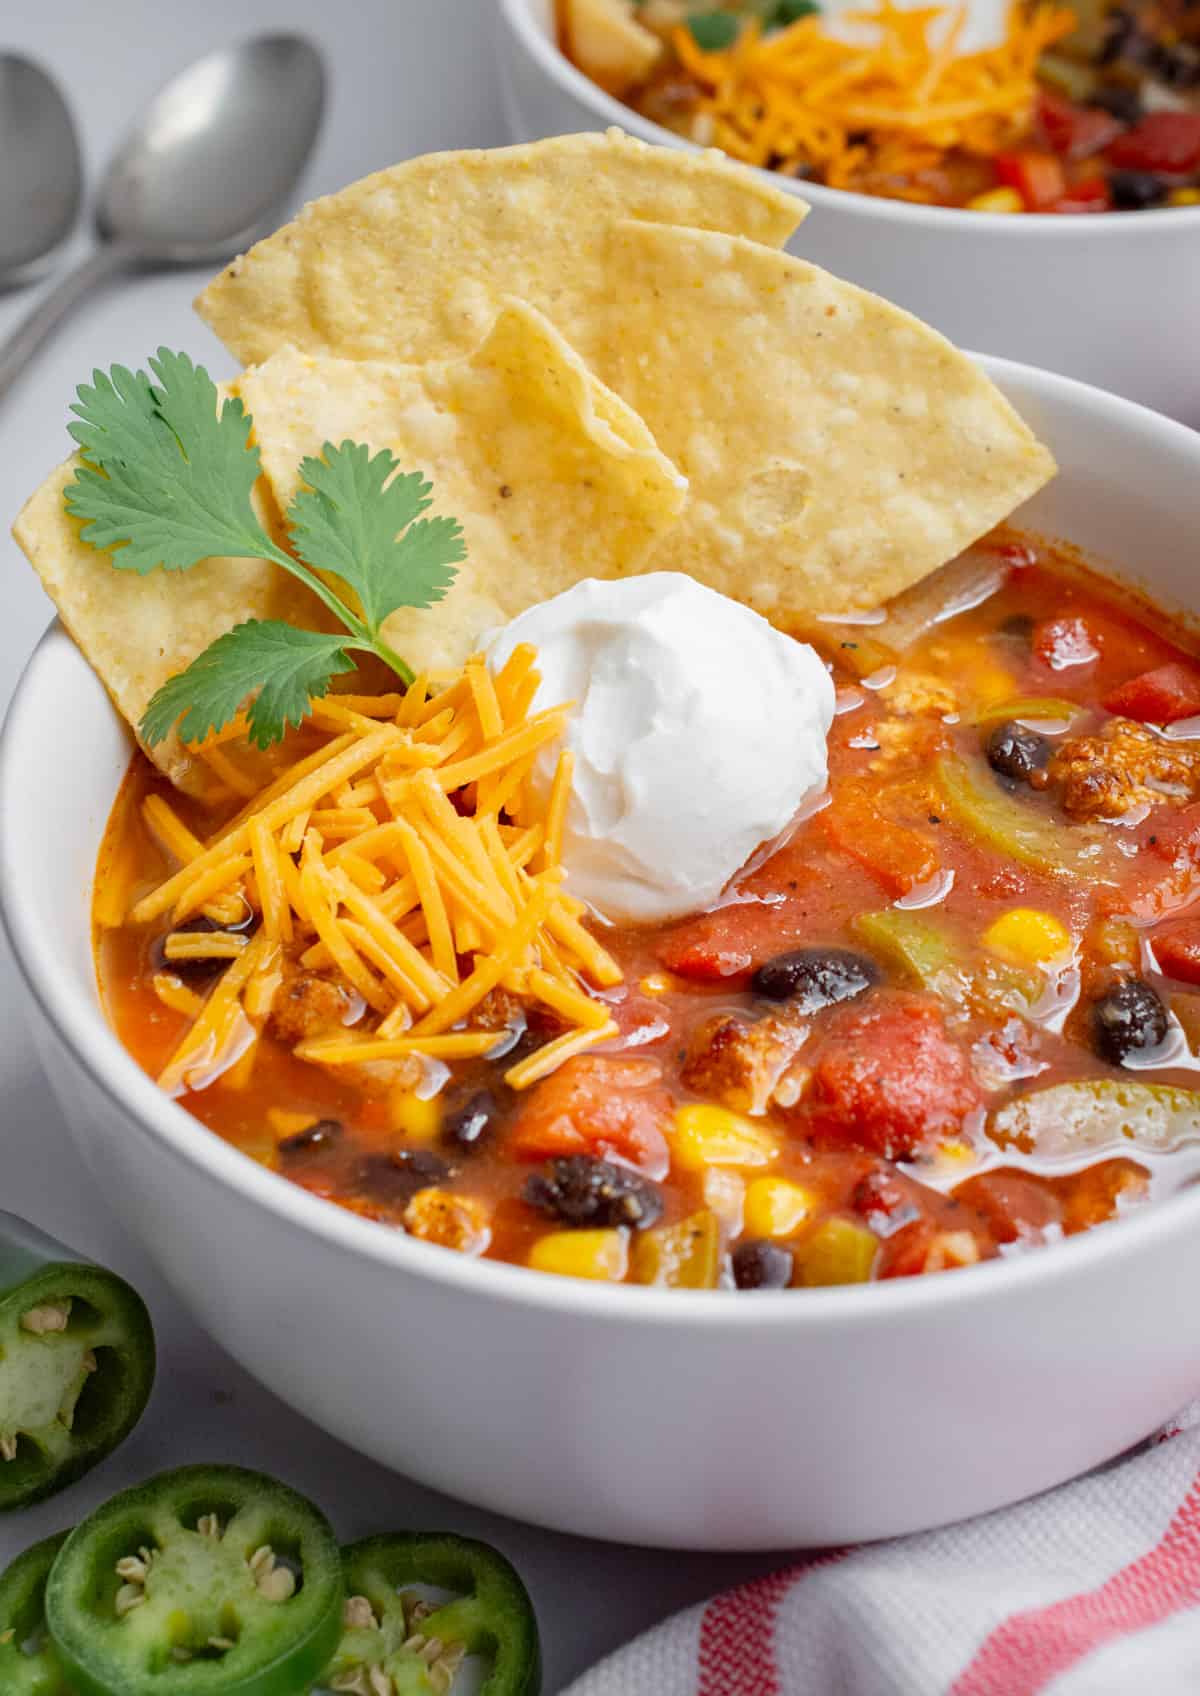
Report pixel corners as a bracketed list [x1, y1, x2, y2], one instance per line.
[639, 973, 674, 996]
[528, 1229, 629, 1282]
[743, 1177, 815, 1239]
[965, 187, 1024, 213]
[983, 907, 1072, 969]
[389, 1088, 442, 1144]
[795, 1218, 878, 1286]
[672, 1104, 779, 1171]
[1168, 187, 1200, 207]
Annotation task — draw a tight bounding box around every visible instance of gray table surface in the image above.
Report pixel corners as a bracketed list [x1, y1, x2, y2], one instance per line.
[0, 2, 781, 1687]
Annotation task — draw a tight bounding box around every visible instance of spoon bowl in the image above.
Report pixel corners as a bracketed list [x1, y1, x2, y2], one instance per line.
[0, 33, 325, 399]
[99, 35, 326, 263]
[0, 55, 82, 286]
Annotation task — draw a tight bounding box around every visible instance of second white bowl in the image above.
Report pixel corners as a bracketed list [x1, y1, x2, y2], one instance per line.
[496, 0, 1200, 426]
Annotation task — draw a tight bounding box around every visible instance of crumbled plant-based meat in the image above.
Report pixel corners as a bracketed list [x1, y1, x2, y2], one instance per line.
[404, 1188, 491, 1253]
[268, 968, 355, 1045]
[1051, 717, 1198, 820]
[880, 669, 958, 717]
[681, 1011, 809, 1116]
[523, 1155, 664, 1229]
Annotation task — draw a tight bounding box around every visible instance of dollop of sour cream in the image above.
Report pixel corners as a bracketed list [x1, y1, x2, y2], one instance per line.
[489, 574, 835, 924]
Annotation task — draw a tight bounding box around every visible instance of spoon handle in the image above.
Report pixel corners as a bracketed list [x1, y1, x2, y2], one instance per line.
[0, 244, 132, 402]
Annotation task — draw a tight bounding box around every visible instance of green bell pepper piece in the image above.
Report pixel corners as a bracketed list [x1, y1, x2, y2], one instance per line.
[794, 1219, 878, 1286]
[0, 1531, 73, 1695]
[936, 753, 1115, 879]
[0, 1212, 155, 1510]
[314, 1532, 541, 1696]
[969, 696, 1083, 729]
[631, 1211, 721, 1289]
[990, 1079, 1200, 1158]
[45, 1464, 343, 1696]
[853, 908, 1040, 1015]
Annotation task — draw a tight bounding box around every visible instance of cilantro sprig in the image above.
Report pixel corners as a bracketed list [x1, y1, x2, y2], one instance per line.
[65, 350, 465, 749]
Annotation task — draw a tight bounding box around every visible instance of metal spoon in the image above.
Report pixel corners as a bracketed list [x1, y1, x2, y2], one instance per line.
[0, 56, 83, 287]
[0, 34, 325, 400]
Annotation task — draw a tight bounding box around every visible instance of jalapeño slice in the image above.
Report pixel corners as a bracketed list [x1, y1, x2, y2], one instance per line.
[0, 1211, 155, 1510]
[46, 1464, 343, 1696]
[0, 1530, 73, 1696]
[316, 1532, 541, 1696]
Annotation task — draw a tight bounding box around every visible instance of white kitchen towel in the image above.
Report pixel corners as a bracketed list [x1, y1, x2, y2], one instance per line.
[565, 1406, 1200, 1695]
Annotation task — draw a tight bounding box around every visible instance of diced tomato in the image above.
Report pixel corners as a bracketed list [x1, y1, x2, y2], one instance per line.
[1150, 918, 1200, 984]
[952, 1168, 1064, 1244]
[656, 848, 874, 981]
[1037, 91, 1123, 161]
[1045, 178, 1112, 214]
[507, 1056, 672, 1176]
[656, 899, 805, 981]
[1104, 661, 1200, 725]
[1117, 802, 1200, 921]
[1033, 613, 1101, 670]
[1107, 112, 1200, 174]
[995, 150, 1067, 210]
[821, 778, 939, 898]
[807, 994, 984, 1162]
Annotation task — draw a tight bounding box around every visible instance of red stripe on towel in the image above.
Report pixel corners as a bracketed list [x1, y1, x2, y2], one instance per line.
[951, 1472, 1200, 1696]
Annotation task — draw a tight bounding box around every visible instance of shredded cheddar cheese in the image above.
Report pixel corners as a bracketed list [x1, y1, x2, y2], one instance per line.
[673, 2, 1075, 198]
[130, 653, 621, 1097]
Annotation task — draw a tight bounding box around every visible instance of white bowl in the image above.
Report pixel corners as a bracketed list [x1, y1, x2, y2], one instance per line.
[496, 0, 1200, 426]
[5, 356, 1200, 1551]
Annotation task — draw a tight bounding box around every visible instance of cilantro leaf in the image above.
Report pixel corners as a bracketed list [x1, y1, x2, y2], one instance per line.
[66, 349, 270, 572]
[769, 0, 819, 24]
[288, 443, 466, 630]
[687, 11, 740, 49]
[141, 622, 355, 750]
[66, 351, 467, 748]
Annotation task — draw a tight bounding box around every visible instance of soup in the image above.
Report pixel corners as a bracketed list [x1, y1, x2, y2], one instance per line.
[93, 533, 1200, 1289]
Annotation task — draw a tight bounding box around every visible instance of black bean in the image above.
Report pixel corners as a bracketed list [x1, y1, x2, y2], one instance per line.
[1110, 169, 1169, 211]
[997, 611, 1035, 644]
[1091, 979, 1169, 1066]
[1088, 86, 1143, 124]
[751, 947, 878, 1009]
[149, 910, 257, 988]
[277, 1118, 343, 1157]
[1151, 41, 1200, 88]
[444, 1089, 502, 1151]
[733, 1240, 794, 1290]
[523, 1156, 663, 1230]
[986, 721, 1052, 785]
[358, 1148, 453, 1202]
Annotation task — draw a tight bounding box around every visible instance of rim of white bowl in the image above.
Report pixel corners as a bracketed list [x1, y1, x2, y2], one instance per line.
[497, 0, 1200, 235]
[7, 354, 1200, 1331]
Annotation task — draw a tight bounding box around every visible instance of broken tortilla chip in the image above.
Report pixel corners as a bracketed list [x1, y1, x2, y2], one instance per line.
[553, 221, 1056, 619]
[236, 301, 687, 673]
[11, 444, 331, 796]
[195, 129, 805, 368]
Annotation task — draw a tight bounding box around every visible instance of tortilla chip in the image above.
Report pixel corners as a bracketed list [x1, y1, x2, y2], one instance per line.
[236, 300, 686, 672]
[195, 130, 806, 367]
[554, 222, 1056, 619]
[12, 443, 331, 795]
